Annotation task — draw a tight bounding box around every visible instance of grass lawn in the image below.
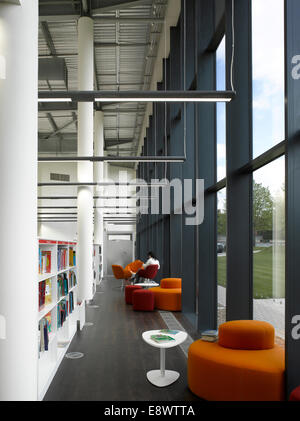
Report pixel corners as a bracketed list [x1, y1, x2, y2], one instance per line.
[217, 246, 285, 299]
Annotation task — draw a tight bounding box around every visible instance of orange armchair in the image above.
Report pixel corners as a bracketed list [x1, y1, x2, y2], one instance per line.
[111, 265, 128, 290]
[149, 278, 182, 311]
[124, 259, 143, 279]
[112, 260, 144, 290]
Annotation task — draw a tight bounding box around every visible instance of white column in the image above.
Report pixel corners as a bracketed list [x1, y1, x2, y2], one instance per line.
[0, 1, 38, 400]
[77, 16, 94, 301]
[94, 111, 104, 246]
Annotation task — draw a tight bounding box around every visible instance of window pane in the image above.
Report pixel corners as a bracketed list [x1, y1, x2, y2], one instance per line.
[216, 37, 226, 181]
[252, 0, 285, 158]
[217, 188, 227, 327]
[253, 156, 285, 342]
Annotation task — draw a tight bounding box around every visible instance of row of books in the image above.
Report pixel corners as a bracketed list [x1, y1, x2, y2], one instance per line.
[39, 246, 76, 275]
[57, 247, 68, 271]
[39, 273, 76, 311]
[38, 279, 52, 311]
[57, 292, 76, 328]
[39, 250, 52, 274]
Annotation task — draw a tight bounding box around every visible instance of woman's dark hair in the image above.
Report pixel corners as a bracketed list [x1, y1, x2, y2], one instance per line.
[148, 251, 157, 260]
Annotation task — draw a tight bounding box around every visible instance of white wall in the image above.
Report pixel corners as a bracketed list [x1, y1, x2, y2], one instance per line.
[38, 162, 77, 240]
[102, 164, 137, 273]
[38, 162, 137, 242]
[103, 163, 137, 233]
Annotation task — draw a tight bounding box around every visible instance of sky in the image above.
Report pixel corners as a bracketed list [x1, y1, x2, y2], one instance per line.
[217, 0, 285, 209]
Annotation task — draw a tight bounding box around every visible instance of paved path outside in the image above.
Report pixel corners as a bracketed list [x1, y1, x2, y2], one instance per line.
[218, 285, 285, 339]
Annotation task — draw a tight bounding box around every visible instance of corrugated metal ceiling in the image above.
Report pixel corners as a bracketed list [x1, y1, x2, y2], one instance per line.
[38, 0, 168, 162]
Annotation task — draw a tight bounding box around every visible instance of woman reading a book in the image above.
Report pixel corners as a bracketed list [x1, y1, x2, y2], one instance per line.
[131, 251, 160, 283]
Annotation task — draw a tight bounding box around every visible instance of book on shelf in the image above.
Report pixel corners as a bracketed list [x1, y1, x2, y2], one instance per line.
[57, 247, 67, 271]
[39, 250, 51, 274]
[69, 248, 76, 267]
[68, 291, 74, 314]
[57, 299, 68, 328]
[39, 280, 46, 311]
[57, 273, 68, 299]
[159, 329, 180, 335]
[45, 279, 52, 304]
[69, 270, 77, 288]
[150, 334, 176, 343]
[45, 312, 52, 333]
[201, 329, 218, 342]
[38, 313, 51, 354]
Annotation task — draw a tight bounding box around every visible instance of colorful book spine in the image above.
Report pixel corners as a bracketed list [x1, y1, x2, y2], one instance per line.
[39, 248, 42, 274]
[39, 250, 51, 274]
[45, 312, 52, 333]
[57, 273, 69, 299]
[45, 279, 52, 304]
[69, 248, 76, 266]
[68, 291, 74, 314]
[39, 280, 46, 310]
[69, 271, 77, 288]
[57, 248, 67, 271]
[57, 299, 68, 329]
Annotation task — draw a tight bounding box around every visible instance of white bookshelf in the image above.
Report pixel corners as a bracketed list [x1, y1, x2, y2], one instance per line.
[37, 239, 82, 401]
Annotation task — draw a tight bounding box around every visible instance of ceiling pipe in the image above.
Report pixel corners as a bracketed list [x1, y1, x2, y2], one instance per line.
[38, 155, 186, 163]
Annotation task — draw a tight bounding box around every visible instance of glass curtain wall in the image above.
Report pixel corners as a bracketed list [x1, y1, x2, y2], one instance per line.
[137, 0, 287, 347]
[216, 37, 227, 326]
[216, 37, 226, 182]
[217, 188, 227, 326]
[252, 0, 285, 341]
[253, 157, 285, 340]
[252, 0, 285, 158]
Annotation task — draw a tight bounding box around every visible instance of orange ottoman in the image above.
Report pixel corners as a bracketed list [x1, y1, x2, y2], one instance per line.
[149, 278, 182, 311]
[188, 320, 285, 401]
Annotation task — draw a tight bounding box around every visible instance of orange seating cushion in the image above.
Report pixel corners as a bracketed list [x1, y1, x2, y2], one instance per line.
[148, 287, 181, 311]
[160, 278, 182, 289]
[219, 320, 274, 350]
[124, 260, 144, 279]
[188, 339, 285, 401]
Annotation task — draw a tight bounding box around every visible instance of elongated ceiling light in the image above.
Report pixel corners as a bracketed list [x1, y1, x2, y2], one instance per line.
[37, 196, 140, 200]
[38, 98, 72, 102]
[38, 182, 167, 187]
[38, 90, 235, 103]
[38, 155, 185, 163]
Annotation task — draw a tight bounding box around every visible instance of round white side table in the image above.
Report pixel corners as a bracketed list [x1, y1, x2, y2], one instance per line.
[142, 329, 187, 387]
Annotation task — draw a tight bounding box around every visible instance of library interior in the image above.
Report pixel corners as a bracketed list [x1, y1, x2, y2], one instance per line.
[1, 0, 300, 403]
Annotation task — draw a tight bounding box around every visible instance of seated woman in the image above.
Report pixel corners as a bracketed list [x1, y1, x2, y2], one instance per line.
[131, 251, 160, 283]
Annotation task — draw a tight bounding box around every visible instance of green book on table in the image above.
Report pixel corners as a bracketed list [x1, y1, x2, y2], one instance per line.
[150, 334, 176, 343]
